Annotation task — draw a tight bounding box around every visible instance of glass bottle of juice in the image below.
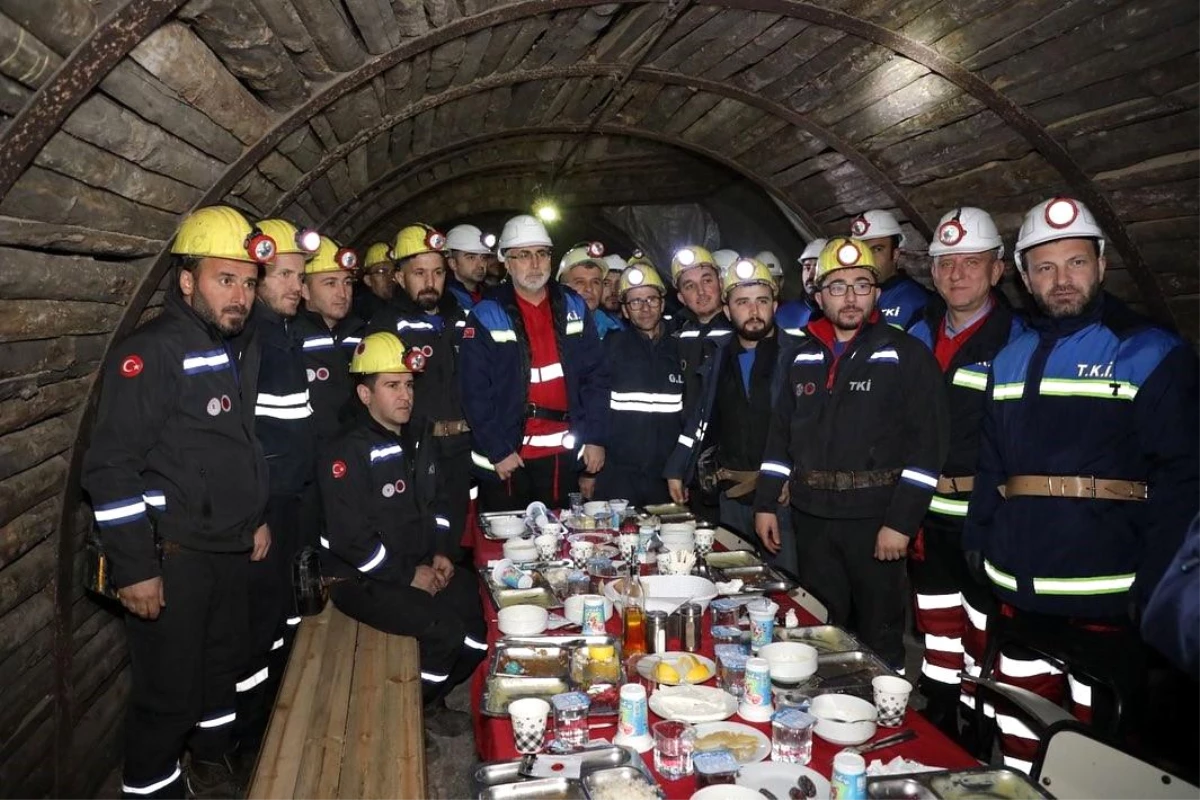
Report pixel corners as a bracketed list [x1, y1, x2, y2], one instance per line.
[622, 565, 646, 656]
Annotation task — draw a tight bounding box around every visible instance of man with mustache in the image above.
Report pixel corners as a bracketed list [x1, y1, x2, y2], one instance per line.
[559, 242, 624, 341]
[754, 239, 949, 670]
[444, 223, 492, 311]
[82, 206, 271, 798]
[317, 332, 487, 738]
[242, 218, 320, 754]
[665, 258, 799, 573]
[776, 238, 826, 336]
[352, 242, 395, 322]
[460, 214, 609, 510]
[294, 236, 366, 445]
[369, 224, 472, 562]
[964, 197, 1199, 773]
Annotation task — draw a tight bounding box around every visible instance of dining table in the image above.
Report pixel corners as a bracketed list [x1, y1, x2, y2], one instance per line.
[466, 513, 979, 798]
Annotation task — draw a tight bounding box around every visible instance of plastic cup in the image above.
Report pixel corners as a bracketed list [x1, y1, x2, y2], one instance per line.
[872, 675, 913, 727]
[509, 697, 550, 754]
[747, 599, 779, 653]
[771, 707, 816, 764]
[694, 527, 715, 555]
[738, 656, 774, 722]
[569, 540, 595, 569]
[652, 719, 696, 780]
[534, 533, 558, 561]
[614, 683, 653, 753]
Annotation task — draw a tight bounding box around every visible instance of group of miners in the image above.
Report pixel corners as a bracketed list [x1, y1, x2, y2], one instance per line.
[82, 196, 1197, 799]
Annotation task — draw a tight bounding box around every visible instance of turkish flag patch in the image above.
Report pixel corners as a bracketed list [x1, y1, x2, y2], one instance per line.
[331, 460, 347, 479]
[462, 326, 475, 339]
[120, 355, 144, 378]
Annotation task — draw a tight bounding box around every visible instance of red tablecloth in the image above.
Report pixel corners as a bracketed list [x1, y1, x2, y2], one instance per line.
[467, 516, 978, 797]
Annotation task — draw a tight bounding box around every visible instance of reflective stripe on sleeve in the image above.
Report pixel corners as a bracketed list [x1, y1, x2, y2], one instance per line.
[435, 516, 451, 529]
[992, 382, 1025, 401]
[464, 635, 488, 651]
[900, 468, 938, 490]
[677, 434, 695, 448]
[921, 661, 961, 686]
[489, 329, 518, 343]
[93, 497, 147, 526]
[471, 451, 496, 471]
[915, 593, 961, 610]
[929, 495, 969, 516]
[235, 667, 269, 693]
[951, 368, 989, 391]
[357, 543, 388, 573]
[121, 764, 182, 796]
[1032, 573, 1135, 595]
[421, 671, 450, 683]
[984, 560, 1018, 591]
[760, 461, 791, 478]
[197, 711, 236, 729]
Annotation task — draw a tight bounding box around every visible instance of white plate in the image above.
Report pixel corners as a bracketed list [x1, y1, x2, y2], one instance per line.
[636, 652, 716, 685]
[737, 762, 832, 800]
[648, 684, 737, 723]
[691, 786, 763, 800]
[692, 721, 771, 764]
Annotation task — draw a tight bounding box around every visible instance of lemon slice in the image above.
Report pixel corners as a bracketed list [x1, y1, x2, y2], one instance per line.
[588, 645, 615, 661]
[655, 660, 681, 683]
[685, 662, 710, 683]
[677, 654, 697, 672]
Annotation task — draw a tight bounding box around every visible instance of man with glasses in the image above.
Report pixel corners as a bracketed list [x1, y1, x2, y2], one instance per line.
[592, 258, 681, 505]
[665, 258, 798, 573]
[754, 238, 948, 669]
[906, 208, 1024, 741]
[460, 214, 609, 510]
[353, 242, 395, 322]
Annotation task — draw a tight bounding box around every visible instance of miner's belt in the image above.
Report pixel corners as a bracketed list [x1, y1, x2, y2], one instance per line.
[936, 475, 975, 494]
[799, 468, 901, 491]
[716, 468, 759, 499]
[999, 475, 1147, 502]
[524, 403, 569, 422]
[432, 419, 471, 437]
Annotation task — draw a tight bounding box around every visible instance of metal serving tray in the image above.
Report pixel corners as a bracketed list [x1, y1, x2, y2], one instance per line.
[477, 777, 586, 799]
[472, 747, 647, 798]
[483, 636, 624, 717]
[482, 675, 571, 716]
[705, 550, 762, 570]
[867, 769, 1051, 800]
[775, 624, 864, 654]
[491, 644, 572, 679]
[797, 650, 894, 697]
[480, 566, 562, 610]
[715, 563, 796, 594]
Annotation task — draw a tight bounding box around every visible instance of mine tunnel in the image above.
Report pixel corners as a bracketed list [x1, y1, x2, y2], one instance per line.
[0, 1, 1197, 798]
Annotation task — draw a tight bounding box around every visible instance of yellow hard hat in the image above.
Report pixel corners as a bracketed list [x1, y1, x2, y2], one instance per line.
[670, 245, 717, 286]
[257, 218, 321, 257]
[556, 241, 607, 280]
[390, 224, 447, 262]
[349, 332, 425, 374]
[721, 257, 778, 299]
[618, 263, 667, 296]
[813, 237, 879, 286]
[306, 236, 360, 275]
[170, 206, 277, 264]
[363, 242, 392, 270]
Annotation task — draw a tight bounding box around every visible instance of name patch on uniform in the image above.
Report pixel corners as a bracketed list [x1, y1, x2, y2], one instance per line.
[120, 354, 144, 378]
[331, 460, 347, 479]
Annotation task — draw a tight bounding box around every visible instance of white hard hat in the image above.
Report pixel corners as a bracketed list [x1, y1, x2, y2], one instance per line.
[755, 250, 783, 277]
[849, 209, 907, 247]
[556, 241, 607, 280]
[497, 214, 553, 262]
[1015, 197, 1105, 271]
[928, 207, 1004, 259]
[603, 254, 628, 273]
[798, 238, 828, 263]
[445, 224, 492, 255]
[712, 249, 739, 273]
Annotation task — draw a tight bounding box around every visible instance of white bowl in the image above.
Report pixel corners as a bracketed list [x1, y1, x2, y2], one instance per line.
[583, 500, 610, 517]
[605, 574, 718, 613]
[660, 521, 696, 536]
[497, 604, 549, 636]
[809, 693, 877, 745]
[757, 642, 819, 684]
[503, 537, 538, 562]
[489, 515, 528, 538]
[563, 593, 615, 625]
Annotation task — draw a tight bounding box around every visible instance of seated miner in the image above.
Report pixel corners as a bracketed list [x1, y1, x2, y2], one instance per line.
[317, 331, 486, 737]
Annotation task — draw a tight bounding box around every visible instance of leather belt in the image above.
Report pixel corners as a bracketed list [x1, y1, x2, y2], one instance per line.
[936, 475, 975, 494]
[799, 468, 901, 491]
[999, 475, 1148, 502]
[716, 468, 759, 499]
[524, 403, 569, 422]
[431, 419, 470, 437]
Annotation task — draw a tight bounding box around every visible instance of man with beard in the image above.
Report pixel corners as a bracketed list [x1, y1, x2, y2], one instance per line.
[82, 206, 271, 798]
[905, 208, 1024, 742]
[594, 261, 681, 506]
[445, 223, 492, 311]
[294, 236, 366, 444]
[369, 224, 471, 562]
[964, 198, 1199, 773]
[754, 239, 948, 669]
[353, 242, 394, 322]
[318, 332, 487, 738]
[776, 238, 826, 336]
[243, 218, 319, 752]
[483, 241, 506, 287]
[600, 253, 628, 330]
[460, 214, 609, 510]
[664, 259, 797, 572]
[849, 209, 930, 329]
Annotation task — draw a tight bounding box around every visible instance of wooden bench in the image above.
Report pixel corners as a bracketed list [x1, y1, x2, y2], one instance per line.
[247, 603, 426, 799]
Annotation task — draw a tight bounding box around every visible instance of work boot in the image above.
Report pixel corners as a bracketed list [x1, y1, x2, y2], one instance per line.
[424, 698, 472, 737]
[184, 752, 242, 800]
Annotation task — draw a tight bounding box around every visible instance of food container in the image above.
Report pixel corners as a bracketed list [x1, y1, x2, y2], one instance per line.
[711, 625, 749, 651]
[712, 564, 796, 594]
[806, 650, 895, 698]
[499, 604, 550, 636]
[580, 765, 662, 800]
[485, 513, 531, 540]
[865, 768, 1053, 799]
[604, 575, 718, 614]
[775, 624, 863, 654]
[693, 748, 740, 788]
[477, 777, 585, 799]
[483, 675, 572, 716]
[809, 693, 877, 746]
[550, 691, 590, 752]
[757, 641, 820, 684]
[493, 644, 572, 678]
[704, 550, 762, 570]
